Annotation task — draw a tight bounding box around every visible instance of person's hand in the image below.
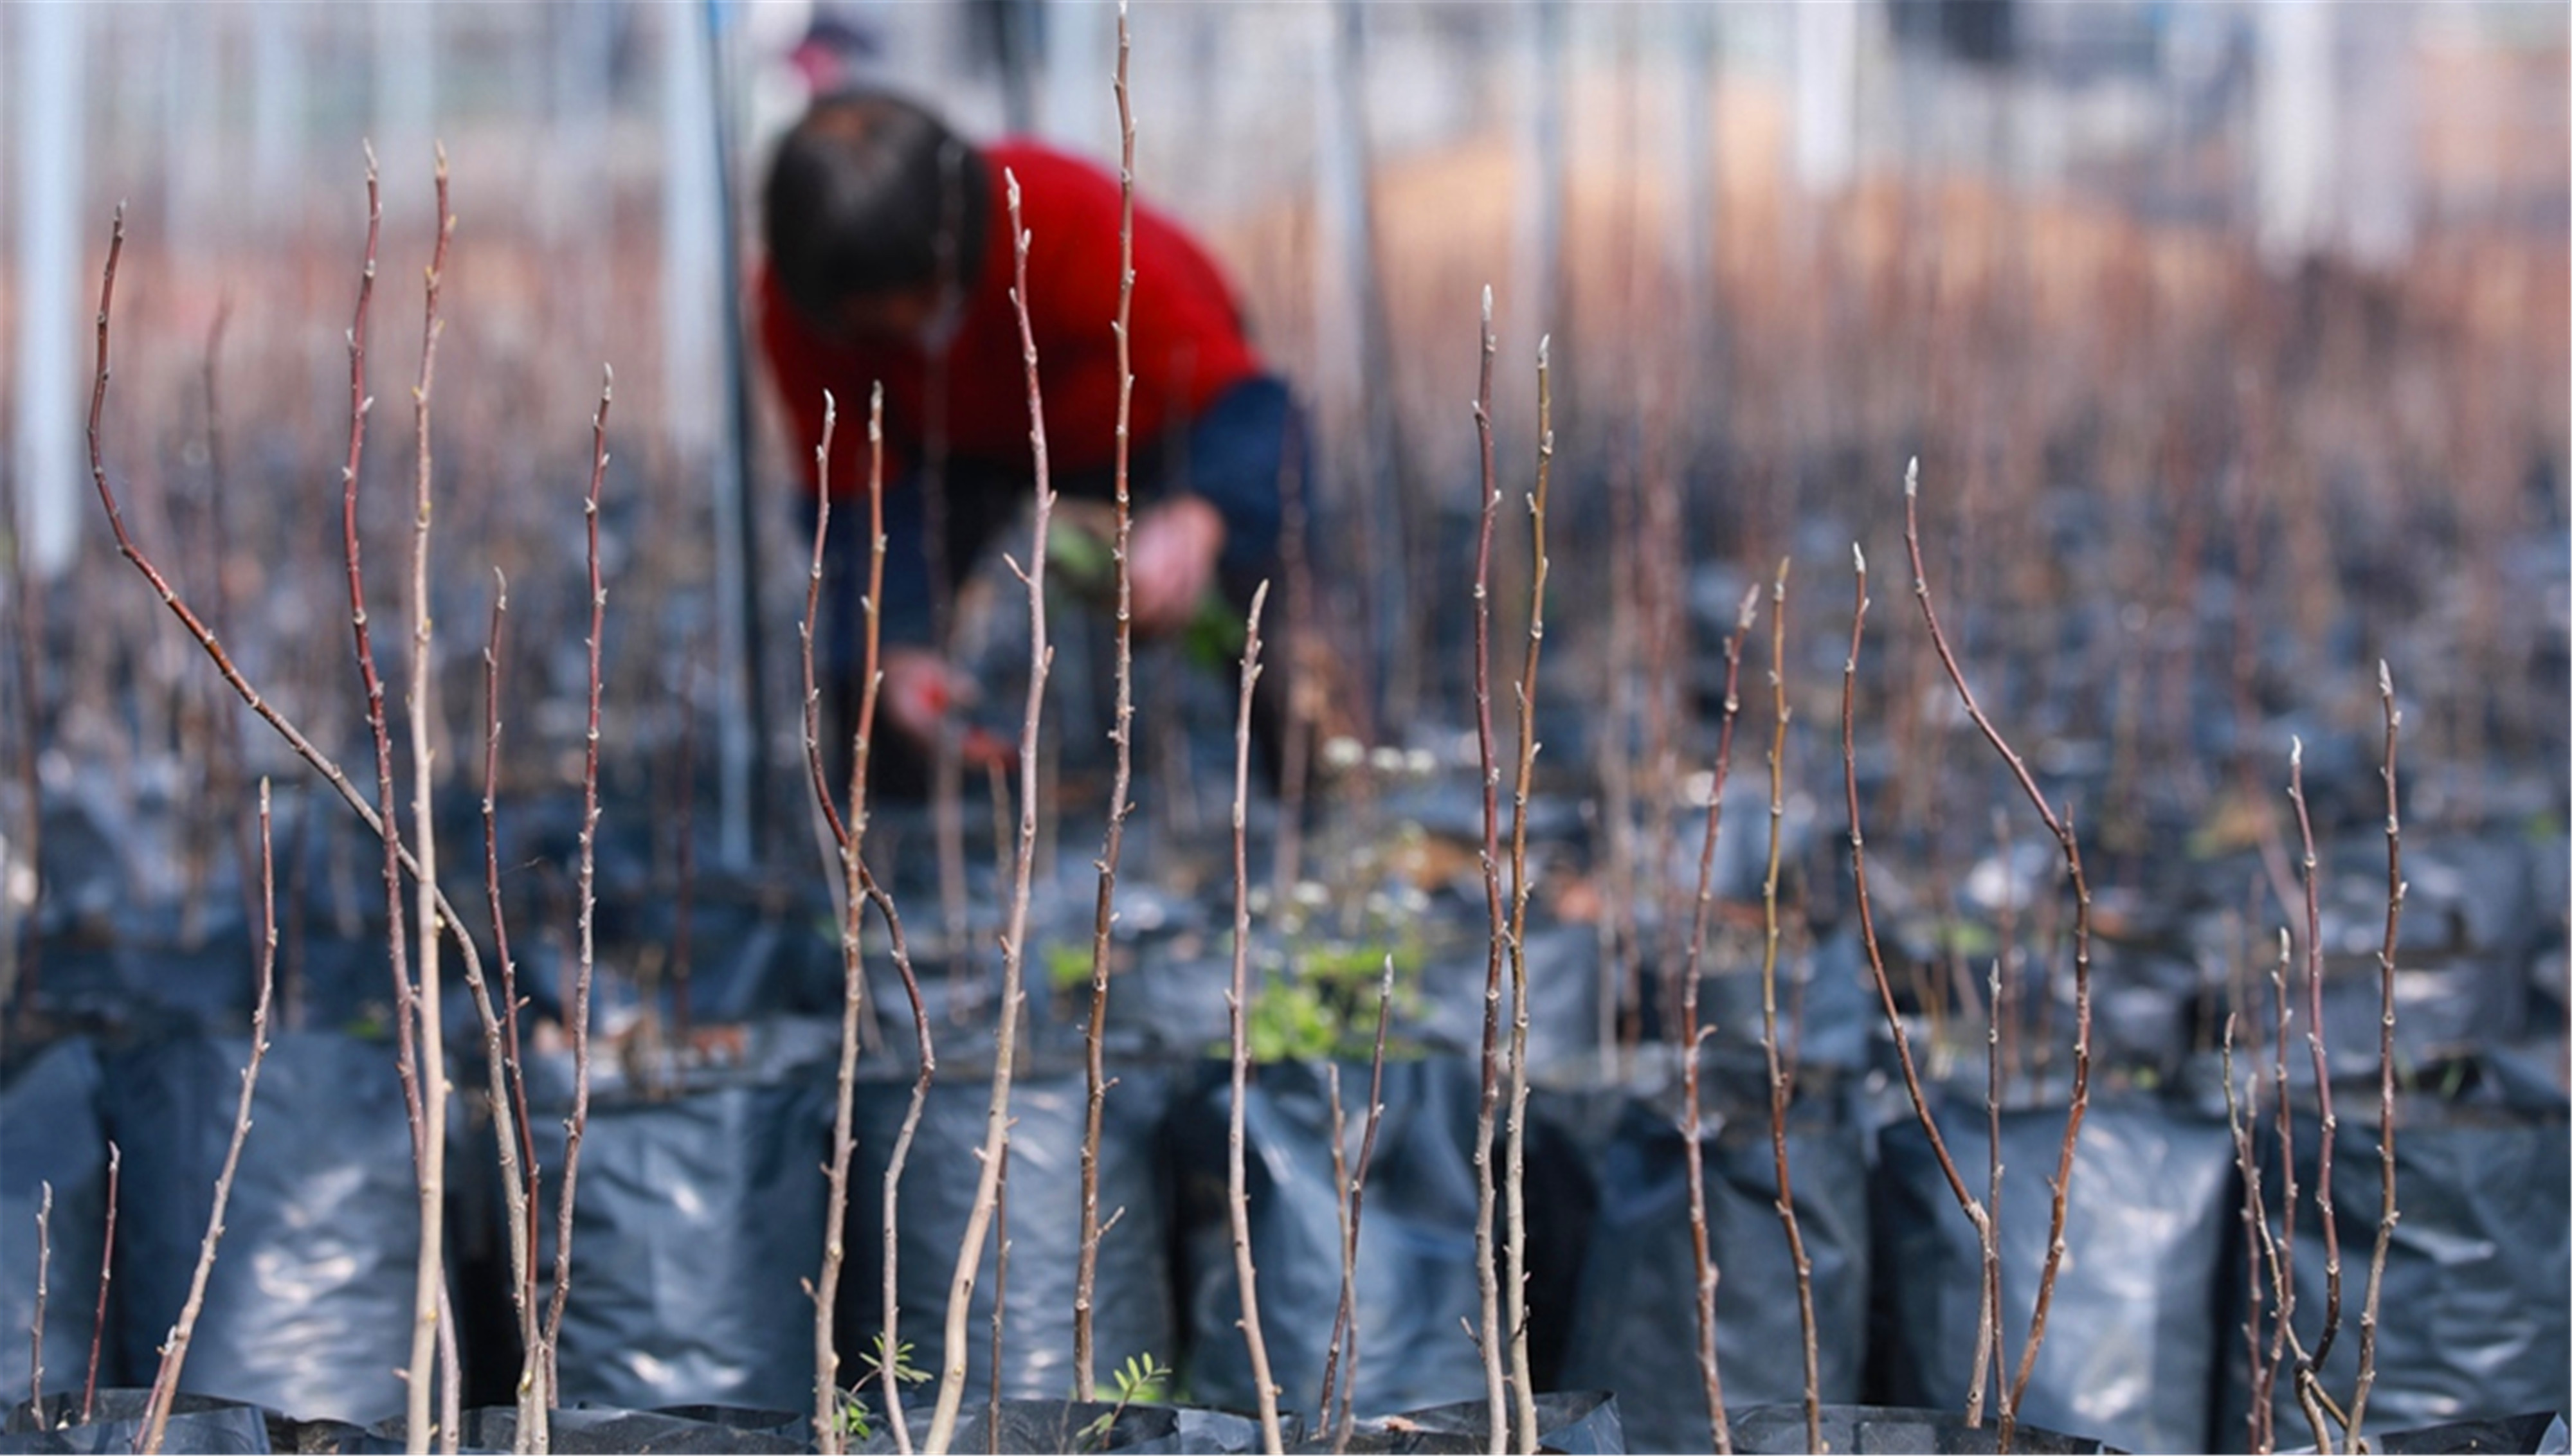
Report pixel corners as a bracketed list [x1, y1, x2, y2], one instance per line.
[1125, 496, 1226, 638]
[879, 647, 1015, 771]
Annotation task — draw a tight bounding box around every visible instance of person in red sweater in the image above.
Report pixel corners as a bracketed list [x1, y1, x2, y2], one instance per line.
[761, 89, 1296, 796]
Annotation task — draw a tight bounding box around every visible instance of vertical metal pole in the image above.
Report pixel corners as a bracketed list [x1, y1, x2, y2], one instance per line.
[1319, 0, 1408, 727]
[707, 0, 769, 861]
[12, 0, 84, 577]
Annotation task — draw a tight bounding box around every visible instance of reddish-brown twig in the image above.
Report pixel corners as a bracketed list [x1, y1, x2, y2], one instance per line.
[317, 154, 439, 1448]
[2346, 664, 2405, 1450]
[1499, 337, 1554, 1454]
[1757, 561, 1822, 1453]
[1680, 581, 1757, 1456]
[1843, 541, 2003, 1427]
[139, 782, 279, 1455]
[925, 173, 1056, 1456]
[540, 368, 615, 1408]
[1903, 463, 2095, 1445]
[1224, 584, 1283, 1456]
[85, 188, 530, 1455]
[2285, 739, 2344, 1384]
[1075, 0, 1140, 1401]
[82, 1144, 117, 1424]
[1465, 287, 1510, 1456]
[404, 148, 458, 1456]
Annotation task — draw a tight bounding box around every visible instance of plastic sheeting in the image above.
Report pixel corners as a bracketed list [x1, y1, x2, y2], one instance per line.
[2233, 1059, 2571, 1446]
[857, 1397, 1279, 1454]
[1, 1040, 108, 1401]
[1399, 1390, 1627, 1453]
[838, 1064, 1176, 1404]
[1172, 1057, 1488, 1419]
[525, 1044, 834, 1414]
[103, 1034, 417, 1426]
[1555, 1072, 1870, 1455]
[1, 1391, 269, 1455]
[1874, 1097, 2235, 1455]
[1730, 1403, 2123, 1454]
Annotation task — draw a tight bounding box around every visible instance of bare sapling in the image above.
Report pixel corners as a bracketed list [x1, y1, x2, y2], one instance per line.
[1499, 337, 1554, 1453]
[797, 388, 874, 1452]
[482, 577, 550, 1451]
[138, 781, 279, 1455]
[2285, 739, 2344, 1386]
[1318, 953, 1396, 1455]
[320, 154, 441, 1450]
[1903, 462, 2097, 1448]
[1224, 584, 1284, 1456]
[84, 1144, 118, 1423]
[1757, 560, 1822, 1453]
[2267, 929, 2317, 1448]
[84, 181, 530, 1456]
[923, 172, 1056, 1456]
[29, 1182, 48, 1412]
[2345, 663, 2404, 1450]
[1841, 541, 2004, 1428]
[1465, 286, 1508, 1456]
[2220, 989, 2274, 1454]
[539, 368, 616, 1409]
[1677, 579, 1757, 1456]
[874, 868, 936, 1455]
[1076, 0, 1141, 1401]
[403, 149, 459, 1456]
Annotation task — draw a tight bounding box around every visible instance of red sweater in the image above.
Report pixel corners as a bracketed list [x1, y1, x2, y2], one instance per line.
[759, 140, 1264, 499]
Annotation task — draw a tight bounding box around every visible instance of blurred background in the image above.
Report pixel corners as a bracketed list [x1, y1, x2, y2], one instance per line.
[3, 6, 2568, 1444]
[3, 0, 2566, 951]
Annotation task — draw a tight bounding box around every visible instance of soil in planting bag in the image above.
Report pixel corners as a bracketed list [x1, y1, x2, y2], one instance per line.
[1555, 1065, 1870, 1455]
[1728, 1403, 2124, 1454]
[1, 1390, 271, 1455]
[835, 1062, 1175, 1405]
[0, 1039, 109, 1402]
[2359, 1411, 2572, 1455]
[1173, 1056, 1488, 1419]
[1873, 1095, 2234, 1455]
[1287, 1423, 1483, 1455]
[523, 1023, 835, 1413]
[102, 1032, 417, 1426]
[2230, 1056, 2571, 1444]
[1398, 1390, 1627, 1454]
[854, 1398, 1220, 1455]
[453, 1405, 801, 1455]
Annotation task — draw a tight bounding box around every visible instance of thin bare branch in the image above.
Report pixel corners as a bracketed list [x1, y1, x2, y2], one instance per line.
[1843, 539, 2002, 1426]
[1466, 285, 1510, 1456]
[2346, 665, 2405, 1450]
[1223, 583, 1283, 1456]
[1500, 335, 1553, 1455]
[1757, 561, 1821, 1454]
[1904, 462, 2094, 1442]
[540, 367, 616, 1409]
[1077, 0, 1141, 1400]
[139, 782, 279, 1455]
[925, 173, 1056, 1456]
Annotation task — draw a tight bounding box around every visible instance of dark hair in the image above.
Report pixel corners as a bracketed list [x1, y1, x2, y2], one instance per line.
[763, 89, 990, 326]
